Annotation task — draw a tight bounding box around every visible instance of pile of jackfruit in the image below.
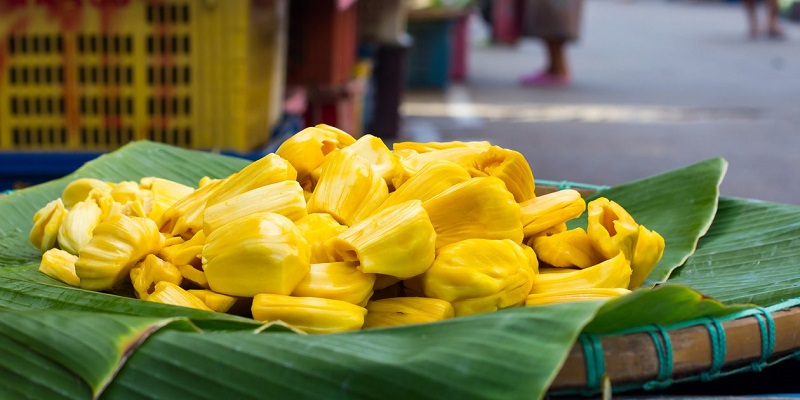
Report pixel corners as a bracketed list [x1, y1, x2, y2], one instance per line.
[30, 125, 665, 334]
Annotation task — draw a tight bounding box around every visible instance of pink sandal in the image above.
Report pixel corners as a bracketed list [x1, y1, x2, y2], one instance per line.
[520, 72, 571, 87]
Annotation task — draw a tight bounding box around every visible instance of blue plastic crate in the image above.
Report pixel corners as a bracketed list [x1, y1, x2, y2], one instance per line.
[405, 19, 454, 88]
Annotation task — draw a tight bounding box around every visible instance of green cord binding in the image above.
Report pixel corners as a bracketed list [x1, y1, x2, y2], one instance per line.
[537, 180, 610, 192]
[700, 318, 727, 381]
[751, 307, 776, 371]
[642, 325, 674, 390]
[579, 334, 605, 392]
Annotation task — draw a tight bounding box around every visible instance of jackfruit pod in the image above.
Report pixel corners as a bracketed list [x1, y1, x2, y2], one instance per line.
[520, 189, 585, 237]
[373, 160, 471, 214]
[163, 235, 185, 247]
[423, 177, 523, 249]
[130, 254, 183, 300]
[293, 213, 348, 263]
[111, 181, 153, 215]
[105, 199, 148, 219]
[140, 177, 195, 223]
[198, 176, 218, 188]
[275, 125, 356, 181]
[292, 261, 376, 306]
[628, 225, 666, 290]
[206, 153, 297, 208]
[146, 281, 212, 311]
[57, 200, 103, 255]
[62, 178, 113, 208]
[178, 264, 209, 289]
[38, 248, 80, 286]
[159, 230, 206, 267]
[307, 148, 389, 226]
[530, 252, 632, 294]
[80, 189, 115, 221]
[531, 228, 604, 269]
[468, 146, 536, 203]
[422, 238, 535, 317]
[525, 288, 631, 306]
[252, 294, 367, 334]
[203, 180, 307, 235]
[202, 212, 310, 297]
[187, 289, 238, 313]
[392, 146, 487, 188]
[328, 200, 436, 279]
[586, 198, 639, 260]
[392, 140, 492, 153]
[75, 214, 165, 291]
[363, 297, 455, 329]
[160, 178, 224, 237]
[346, 134, 402, 186]
[30, 199, 68, 252]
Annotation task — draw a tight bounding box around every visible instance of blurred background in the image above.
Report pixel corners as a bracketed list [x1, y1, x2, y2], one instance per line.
[1, 0, 799, 204]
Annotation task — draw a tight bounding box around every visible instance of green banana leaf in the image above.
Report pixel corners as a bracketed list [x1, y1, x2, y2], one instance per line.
[568, 158, 727, 286]
[583, 284, 752, 335]
[0, 142, 784, 399]
[668, 197, 800, 306]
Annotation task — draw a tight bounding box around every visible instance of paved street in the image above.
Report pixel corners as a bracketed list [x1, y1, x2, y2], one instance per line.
[400, 0, 800, 204]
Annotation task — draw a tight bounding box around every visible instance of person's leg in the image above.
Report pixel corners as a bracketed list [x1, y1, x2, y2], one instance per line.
[520, 38, 571, 87]
[765, 0, 784, 38]
[743, 0, 758, 37]
[544, 38, 569, 78]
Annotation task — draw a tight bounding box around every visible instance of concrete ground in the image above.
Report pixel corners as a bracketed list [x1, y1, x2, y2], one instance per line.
[399, 0, 800, 204]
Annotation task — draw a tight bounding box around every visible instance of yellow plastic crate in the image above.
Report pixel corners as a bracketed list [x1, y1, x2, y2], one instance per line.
[0, 0, 287, 152]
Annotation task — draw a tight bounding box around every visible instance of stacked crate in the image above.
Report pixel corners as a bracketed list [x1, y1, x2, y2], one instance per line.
[0, 0, 287, 153]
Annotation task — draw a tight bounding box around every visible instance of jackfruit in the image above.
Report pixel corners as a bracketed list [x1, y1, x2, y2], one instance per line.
[291, 261, 376, 306]
[468, 146, 536, 203]
[252, 294, 366, 334]
[203, 180, 307, 235]
[30, 199, 68, 252]
[38, 248, 80, 286]
[363, 297, 454, 329]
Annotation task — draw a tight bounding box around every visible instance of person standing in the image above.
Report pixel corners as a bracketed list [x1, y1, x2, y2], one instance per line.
[519, 0, 584, 87]
[743, 0, 784, 39]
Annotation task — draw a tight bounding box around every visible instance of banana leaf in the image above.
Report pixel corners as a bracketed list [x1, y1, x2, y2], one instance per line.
[0, 142, 779, 399]
[568, 158, 727, 286]
[668, 197, 800, 306]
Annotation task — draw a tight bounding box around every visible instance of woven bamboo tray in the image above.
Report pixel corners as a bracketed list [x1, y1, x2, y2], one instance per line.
[535, 181, 800, 395]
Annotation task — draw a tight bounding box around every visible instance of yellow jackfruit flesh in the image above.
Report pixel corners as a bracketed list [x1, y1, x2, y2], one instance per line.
[252, 294, 366, 334]
[178, 264, 209, 289]
[291, 261, 376, 306]
[205, 153, 297, 208]
[139, 177, 195, 223]
[423, 177, 523, 249]
[520, 189, 586, 237]
[307, 148, 389, 226]
[61, 178, 112, 208]
[629, 225, 666, 289]
[202, 212, 310, 297]
[422, 239, 535, 317]
[525, 288, 631, 306]
[363, 297, 454, 329]
[38, 248, 80, 286]
[159, 230, 206, 267]
[187, 289, 238, 313]
[293, 213, 348, 263]
[57, 200, 103, 255]
[328, 200, 436, 279]
[468, 146, 536, 203]
[373, 160, 471, 214]
[531, 228, 604, 269]
[203, 180, 307, 235]
[530, 252, 632, 294]
[75, 214, 165, 291]
[160, 178, 224, 237]
[147, 281, 212, 311]
[392, 140, 492, 153]
[346, 134, 402, 186]
[129, 254, 183, 300]
[30, 199, 68, 252]
[586, 198, 665, 289]
[392, 146, 487, 188]
[275, 126, 356, 182]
